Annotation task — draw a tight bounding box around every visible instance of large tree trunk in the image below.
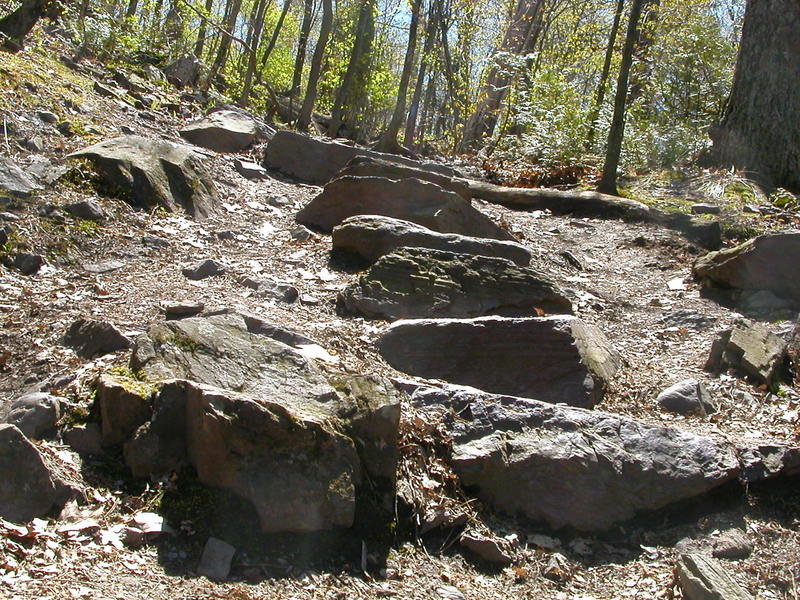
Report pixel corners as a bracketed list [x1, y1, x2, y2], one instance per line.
[597, 0, 645, 196]
[210, 0, 244, 79]
[375, 0, 421, 153]
[239, 0, 269, 105]
[290, 0, 314, 97]
[194, 0, 216, 58]
[708, 0, 800, 192]
[297, 0, 333, 131]
[457, 0, 547, 153]
[0, 0, 55, 46]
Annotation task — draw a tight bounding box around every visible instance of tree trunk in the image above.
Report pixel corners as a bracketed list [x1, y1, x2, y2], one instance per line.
[457, 0, 546, 153]
[297, 0, 333, 131]
[258, 0, 294, 74]
[584, 0, 625, 152]
[627, 0, 660, 106]
[210, 0, 244, 78]
[708, 0, 800, 192]
[327, 0, 377, 137]
[126, 0, 140, 19]
[194, 0, 215, 58]
[0, 0, 53, 45]
[597, 0, 645, 196]
[404, 0, 437, 148]
[290, 0, 314, 97]
[239, 0, 269, 105]
[375, 0, 421, 152]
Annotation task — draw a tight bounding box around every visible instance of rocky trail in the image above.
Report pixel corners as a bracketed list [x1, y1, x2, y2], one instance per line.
[1, 41, 799, 600]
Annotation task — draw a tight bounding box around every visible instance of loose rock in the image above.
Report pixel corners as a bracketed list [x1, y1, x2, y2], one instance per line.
[656, 379, 717, 416]
[197, 537, 236, 580]
[706, 319, 787, 386]
[180, 110, 260, 153]
[65, 199, 105, 221]
[0, 156, 42, 197]
[182, 259, 229, 280]
[3, 392, 61, 439]
[62, 318, 133, 358]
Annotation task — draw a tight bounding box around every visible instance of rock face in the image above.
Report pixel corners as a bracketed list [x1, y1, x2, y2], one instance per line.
[297, 176, 514, 241]
[379, 316, 620, 408]
[656, 380, 717, 416]
[337, 156, 471, 200]
[0, 157, 42, 197]
[62, 319, 132, 358]
[0, 424, 74, 523]
[68, 136, 218, 219]
[263, 130, 457, 185]
[96, 375, 153, 447]
[332, 215, 532, 266]
[3, 392, 61, 439]
[179, 110, 260, 153]
[339, 248, 572, 320]
[693, 233, 800, 305]
[125, 313, 401, 533]
[413, 386, 740, 532]
[706, 319, 787, 386]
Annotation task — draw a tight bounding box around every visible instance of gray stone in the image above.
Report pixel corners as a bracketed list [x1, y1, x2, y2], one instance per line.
[677, 554, 754, 600]
[3, 393, 61, 439]
[694, 232, 800, 305]
[706, 319, 787, 386]
[182, 259, 229, 280]
[96, 375, 153, 447]
[68, 136, 218, 220]
[10, 253, 44, 275]
[239, 277, 298, 302]
[264, 130, 458, 185]
[0, 424, 74, 523]
[379, 316, 620, 408]
[24, 156, 69, 186]
[297, 176, 514, 241]
[0, 156, 41, 197]
[126, 314, 401, 532]
[62, 318, 132, 358]
[656, 379, 717, 416]
[736, 444, 800, 483]
[413, 386, 740, 532]
[233, 158, 270, 180]
[161, 300, 204, 319]
[180, 110, 259, 153]
[712, 530, 753, 560]
[56, 121, 75, 137]
[337, 156, 471, 200]
[459, 533, 515, 564]
[290, 225, 313, 241]
[339, 247, 572, 320]
[691, 203, 721, 215]
[37, 110, 58, 123]
[659, 310, 717, 330]
[332, 215, 532, 266]
[23, 136, 44, 152]
[142, 234, 170, 249]
[65, 199, 105, 221]
[63, 423, 103, 456]
[163, 55, 203, 88]
[197, 537, 236, 580]
[93, 81, 123, 99]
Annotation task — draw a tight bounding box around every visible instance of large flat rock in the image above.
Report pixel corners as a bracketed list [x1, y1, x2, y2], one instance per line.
[297, 176, 514, 241]
[694, 233, 800, 304]
[379, 316, 620, 408]
[339, 247, 571, 320]
[179, 109, 260, 153]
[413, 386, 741, 531]
[68, 135, 218, 219]
[332, 215, 532, 266]
[263, 130, 457, 185]
[336, 156, 471, 199]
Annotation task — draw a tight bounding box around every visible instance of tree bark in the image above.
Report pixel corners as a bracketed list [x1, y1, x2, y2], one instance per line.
[239, 0, 269, 105]
[375, 0, 422, 152]
[258, 0, 294, 74]
[597, 0, 645, 196]
[708, 0, 800, 192]
[210, 0, 243, 79]
[290, 0, 314, 97]
[584, 0, 625, 152]
[194, 0, 215, 58]
[0, 0, 55, 45]
[297, 0, 333, 131]
[404, 0, 437, 148]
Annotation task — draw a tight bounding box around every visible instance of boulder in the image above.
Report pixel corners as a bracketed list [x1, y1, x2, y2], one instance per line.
[339, 248, 572, 320]
[125, 313, 401, 532]
[379, 316, 620, 408]
[65, 199, 105, 221]
[67, 136, 218, 219]
[163, 55, 203, 88]
[413, 386, 740, 531]
[182, 259, 229, 280]
[96, 375, 153, 447]
[706, 319, 787, 386]
[0, 156, 41, 198]
[0, 424, 74, 522]
[656, 379, 717, 416]
[62, 318, 132, 358]
[297, 176, 514, 241]
[693, 233, 800, 305]
[263, 130, 458, 185]
[337, 156, 471, 200]
[9, 252, 44, 275]
[332, 215, 532, 266]
[3, 392, 61, 439]
[179, 110, 260, 153]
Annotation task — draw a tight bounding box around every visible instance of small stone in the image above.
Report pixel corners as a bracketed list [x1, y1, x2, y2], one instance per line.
[142, 234, 170, 249]
[290, 225, 313, 241]
[691, 203, 721, 215]
[3, 392, 61, 439]
[182, 259, 229, 280]
[23, 136, 45, 152]
[65, 199, 105, 221]
[56, 121, 75, 137]
[63, 423, 104, 456]
[265, 195, 290, 207]
[120, 125, 135, 135]
[94, 81, 121, 98]
[161, 301, 204, 319]
[62, 319, 132, 358]
[543, 553, 573, 582]
[11, 253, 45, 275]
[197, 537, 236, 580]
[233, 158, 270, 180]
[712, 530, 753, 560]
[657, 379, 717, 416]
[239, 277, 298, 303]
[659, 310, 716, 330]
[459, 533, 515, 564]
[37, 110, 58, 123]
[216, 230, 236, 240]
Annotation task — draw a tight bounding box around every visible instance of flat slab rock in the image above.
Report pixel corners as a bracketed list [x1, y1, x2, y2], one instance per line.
[126, 313, 401, 533]
[694, 232, 800, 305]
[379, 315, 619, 408]
[413, 386, 741, 532]
[263, 130, 458, 185]
[338, 247, 572, 320]
[68, 135, 218, 219]
[297, 176, 514, 241]
[179, 110, 260, 153]
[0, 156, 42, 198]
[332, 215, 532, 266]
